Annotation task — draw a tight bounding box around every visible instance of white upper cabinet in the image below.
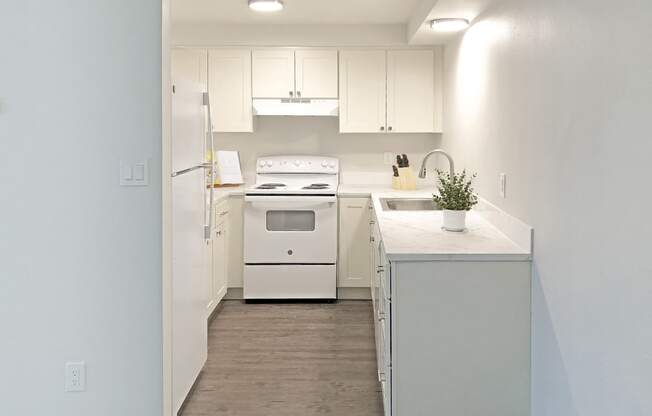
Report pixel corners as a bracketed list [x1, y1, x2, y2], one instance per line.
[387, 50, 436, 133]
[253, 48, 338, 99]
[208, 49, 253, 132]
[252, 49, 295, 98]
[295, 49, 338, 98]
[339, 50, 387, 133]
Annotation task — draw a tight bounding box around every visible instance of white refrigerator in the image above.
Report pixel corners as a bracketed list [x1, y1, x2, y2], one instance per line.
[171, 50, 214, 414]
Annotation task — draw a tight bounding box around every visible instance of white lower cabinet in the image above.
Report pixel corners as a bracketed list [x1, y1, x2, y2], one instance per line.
[337, 197, 371, 288]
[369, 206, 531, 416]
[207, 200, 230, 317]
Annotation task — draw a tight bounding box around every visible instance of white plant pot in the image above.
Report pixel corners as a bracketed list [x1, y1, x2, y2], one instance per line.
[442, 210, 467, 232]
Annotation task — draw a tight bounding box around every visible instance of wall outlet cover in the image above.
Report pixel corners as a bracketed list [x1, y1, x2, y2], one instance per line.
[65, 361, 86, 392]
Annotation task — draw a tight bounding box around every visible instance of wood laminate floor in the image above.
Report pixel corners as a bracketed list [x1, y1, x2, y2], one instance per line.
[180, 300, 383, 416]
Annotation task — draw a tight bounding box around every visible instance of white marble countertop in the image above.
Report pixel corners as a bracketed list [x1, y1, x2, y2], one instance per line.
[366, 189, 531, 262]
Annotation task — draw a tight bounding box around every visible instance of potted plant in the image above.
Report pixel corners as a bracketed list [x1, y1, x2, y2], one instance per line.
[432, 169, 478, 231]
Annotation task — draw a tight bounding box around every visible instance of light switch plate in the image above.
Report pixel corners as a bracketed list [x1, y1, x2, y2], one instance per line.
[120, 160, 149, 186]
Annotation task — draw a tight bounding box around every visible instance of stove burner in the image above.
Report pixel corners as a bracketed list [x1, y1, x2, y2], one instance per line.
[302, 183, 331, 190]
[256, 183, 287, 189]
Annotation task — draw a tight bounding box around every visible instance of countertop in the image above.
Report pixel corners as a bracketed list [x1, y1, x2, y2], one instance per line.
[341, 184, 532, 262]
[212, 181, 532, 261]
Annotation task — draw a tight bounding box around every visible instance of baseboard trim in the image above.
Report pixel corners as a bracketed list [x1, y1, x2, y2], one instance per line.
[225, 287, 370, 300]
[338, 287, 371, 300]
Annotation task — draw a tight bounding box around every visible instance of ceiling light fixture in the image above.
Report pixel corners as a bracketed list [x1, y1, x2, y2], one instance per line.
[248, 0, 284, 12]
[430, 18, 470, 33]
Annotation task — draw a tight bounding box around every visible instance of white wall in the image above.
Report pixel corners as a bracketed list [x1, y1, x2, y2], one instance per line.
[0, 1, 163, 415]
[441, 0, 652, 415]
[172, 23, 408, 47]
[214, 117, 439, 183]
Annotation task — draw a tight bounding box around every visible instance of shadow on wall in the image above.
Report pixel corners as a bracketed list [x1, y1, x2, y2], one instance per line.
[532, 263, 579, 416]
[212, 116, 441, 177]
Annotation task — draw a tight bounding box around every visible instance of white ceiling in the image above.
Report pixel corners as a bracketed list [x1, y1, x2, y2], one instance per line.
[172, 0, 423, 24]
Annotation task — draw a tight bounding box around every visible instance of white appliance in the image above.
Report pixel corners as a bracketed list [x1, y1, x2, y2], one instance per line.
[170, 56, 215, 413]
[244, 155, 339, 300]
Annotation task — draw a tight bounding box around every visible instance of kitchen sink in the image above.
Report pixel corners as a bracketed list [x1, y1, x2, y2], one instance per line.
[380, 198, 441, 211]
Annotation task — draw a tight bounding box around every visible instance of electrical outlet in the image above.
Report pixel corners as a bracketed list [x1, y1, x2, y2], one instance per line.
[499, 173, 507, 198]
[383, 152, 394, 166]
[65, 361, 86, 392]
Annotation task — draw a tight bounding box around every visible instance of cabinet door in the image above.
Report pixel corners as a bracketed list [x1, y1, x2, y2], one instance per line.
[386, 50, 435, 133]
[252, 49, 295, 98]
[171, 48, 207, 93]
[205, 238, 214, 316]
[338, 198, 372, 287]
[227, 196, 244, 288]
[208, 49, 253, 132]
[295, 49, 338, 98]
[211, 221, 227, 307]
[339, 50, 387, 133]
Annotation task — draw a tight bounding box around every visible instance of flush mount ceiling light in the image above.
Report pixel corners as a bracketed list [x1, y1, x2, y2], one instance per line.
[248, 0, 284, 12]
[430, 18, 470, 32]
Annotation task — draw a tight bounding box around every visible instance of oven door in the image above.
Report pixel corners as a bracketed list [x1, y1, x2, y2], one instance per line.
[244, 194, 337, 264]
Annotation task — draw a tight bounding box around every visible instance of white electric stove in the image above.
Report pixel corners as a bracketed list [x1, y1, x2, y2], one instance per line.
[243, 155, 339, 300]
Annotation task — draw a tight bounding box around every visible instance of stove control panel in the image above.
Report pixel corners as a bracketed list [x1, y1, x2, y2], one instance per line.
[256, 155, 339, 174]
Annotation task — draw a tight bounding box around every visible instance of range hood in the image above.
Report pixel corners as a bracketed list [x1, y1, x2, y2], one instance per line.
[252, 98, 339, 117]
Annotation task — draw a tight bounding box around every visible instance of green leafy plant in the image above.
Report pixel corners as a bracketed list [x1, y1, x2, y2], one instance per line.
[432, 169, 478, 211]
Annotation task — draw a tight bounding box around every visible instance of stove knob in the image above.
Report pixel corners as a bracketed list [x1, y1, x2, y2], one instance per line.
[259, 160, 266, 168]
[328, 161, 336, 169]
[266, 161, 273, 167]
[294, 160, 301, 167]
[321, 160, 328, 167]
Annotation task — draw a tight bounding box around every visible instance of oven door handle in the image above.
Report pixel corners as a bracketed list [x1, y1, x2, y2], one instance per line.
[245, 195, 337, 205]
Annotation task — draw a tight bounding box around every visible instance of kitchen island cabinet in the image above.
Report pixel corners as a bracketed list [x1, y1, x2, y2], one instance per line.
[369, 196, 532, 416]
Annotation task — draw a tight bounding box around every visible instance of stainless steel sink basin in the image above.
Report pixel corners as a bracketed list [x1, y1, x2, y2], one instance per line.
[380, 198, 441, 211]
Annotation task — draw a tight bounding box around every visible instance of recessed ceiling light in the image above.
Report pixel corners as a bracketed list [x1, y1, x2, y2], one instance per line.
[430, 18, 470, 33]
[248, 0, 284, 12]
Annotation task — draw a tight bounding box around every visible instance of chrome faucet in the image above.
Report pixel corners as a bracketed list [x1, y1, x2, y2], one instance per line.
[418, 149, 455, 178]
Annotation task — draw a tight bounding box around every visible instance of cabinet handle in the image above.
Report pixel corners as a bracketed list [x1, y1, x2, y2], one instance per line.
[296, 91, 301, 97]
[370, 236, 375, 243]
[370, 220, 375, 224]
[388, 126, 393, 132]
[377, 266, 384, 273]
[219, 210, 229, 217]
[215, 230, 222, 236]
[380, 126, 385, 131]
[289, 91, 294, 97]
[347, 205, 363, 209]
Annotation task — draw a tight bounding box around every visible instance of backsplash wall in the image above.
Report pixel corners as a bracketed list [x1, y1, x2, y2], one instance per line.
[214, 116, 440, 184]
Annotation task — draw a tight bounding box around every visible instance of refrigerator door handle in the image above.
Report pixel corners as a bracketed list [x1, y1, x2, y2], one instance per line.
[203, 91, 215, 240]
[171, 162, 212, 178]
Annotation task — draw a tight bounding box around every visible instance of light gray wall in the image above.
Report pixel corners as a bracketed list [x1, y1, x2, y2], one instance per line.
[0, 1, 163, 415]
[214, 117, 440, 183]
[441, 0, 652, 415]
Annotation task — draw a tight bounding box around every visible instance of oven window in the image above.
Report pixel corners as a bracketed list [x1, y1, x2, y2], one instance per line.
[266, 210, 316, 231]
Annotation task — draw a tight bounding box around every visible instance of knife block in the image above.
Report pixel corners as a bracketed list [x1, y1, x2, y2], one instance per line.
[398, 167, 417, 190]
[391, 176, 401, 190]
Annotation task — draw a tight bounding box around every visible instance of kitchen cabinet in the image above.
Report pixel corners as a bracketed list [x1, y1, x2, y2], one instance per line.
[294, 49, 338, 98]
[252, 48, 338, 99]
[337, 197, 371, 288]
[252, 49, 295, 98]
[339, 49, 441, 133]
[369, 205, 531, 416]
[207, 200, 229, 317]
[387, 50, 436, 133]
[208, 49, 253, 132]
[226, 196, 244, 289]
[339, 50, 386, 133]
